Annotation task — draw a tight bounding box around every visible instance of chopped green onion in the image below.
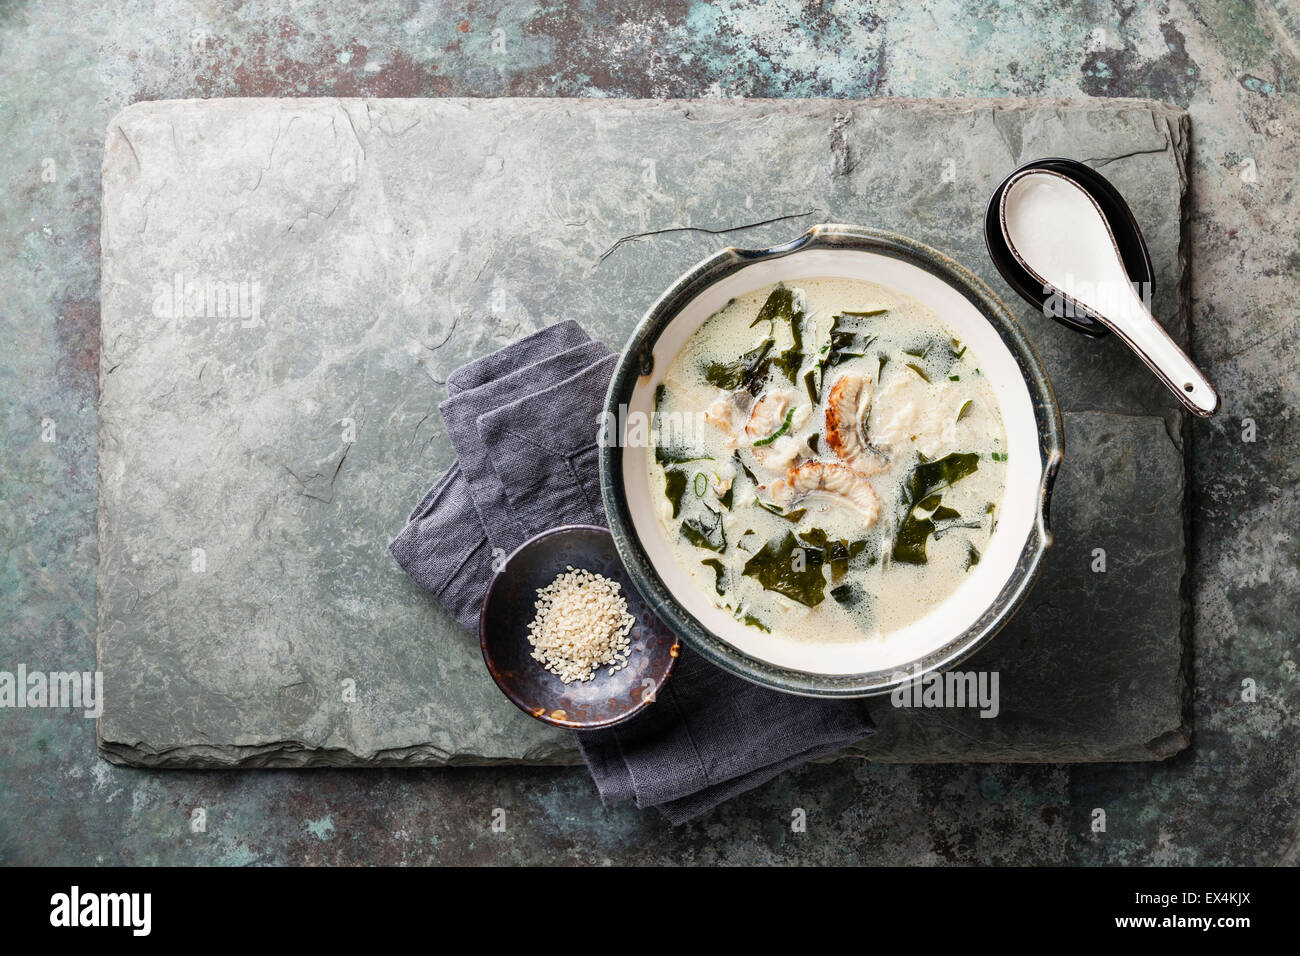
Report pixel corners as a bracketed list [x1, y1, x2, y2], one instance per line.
[752, 407, 794, 446]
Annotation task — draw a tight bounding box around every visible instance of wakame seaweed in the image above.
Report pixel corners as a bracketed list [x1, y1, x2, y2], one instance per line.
[749, 285, 794, 332]
[816, 310, 883, 374]
[701, 558, 726, 595]
[655, 445, 708, 466]
[742, 531, 827, 607]
[893, 509, 936, 565]
[901, 335, 966, 378]
[830, 582, 863, 606]
[774, 301, 806, 383]
[905, 452, 981, 503]
[895, 503, 982, 565]
[932, 511, 983, 540]
[733, 451, 760, 486]
[799, 528, 869, 582]
[681, 509, 727, 553]
[756, 499, 807, 524]
[803, 368, 820, 404]
[773, 345, 804, 383]
[747, 286, 806, 383]
[892, 452, 983, 565]
[704, 337, 773, 392]
[664, 468, 687, 518]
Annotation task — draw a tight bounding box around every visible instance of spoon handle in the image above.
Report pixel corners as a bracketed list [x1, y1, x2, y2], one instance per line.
[1109, 289, 1219, 417]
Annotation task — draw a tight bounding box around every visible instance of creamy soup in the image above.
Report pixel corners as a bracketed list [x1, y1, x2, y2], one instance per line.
[647, 277, 1009, 644]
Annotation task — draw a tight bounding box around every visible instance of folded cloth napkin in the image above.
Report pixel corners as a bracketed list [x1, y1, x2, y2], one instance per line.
[390, 321, 875, 823]
[389, 321, 602, 629]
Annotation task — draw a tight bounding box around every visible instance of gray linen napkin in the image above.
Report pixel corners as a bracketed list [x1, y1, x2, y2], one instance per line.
[445, 320, 592, 396]
[443, 339, 613, 556]
[578, 650, 873, 824]
[388, 321, 597, 629]
[389, 322, 875, 823]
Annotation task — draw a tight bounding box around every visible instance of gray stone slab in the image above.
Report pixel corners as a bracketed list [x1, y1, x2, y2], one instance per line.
[98, 97, 1189, 767]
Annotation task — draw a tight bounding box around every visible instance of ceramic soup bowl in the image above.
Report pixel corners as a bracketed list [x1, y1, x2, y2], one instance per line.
[599, 224, 1063, 697]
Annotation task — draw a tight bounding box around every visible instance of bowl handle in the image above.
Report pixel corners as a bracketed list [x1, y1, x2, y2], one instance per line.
[1035, 445, 1063, 551]
[730, 225, 822, 262]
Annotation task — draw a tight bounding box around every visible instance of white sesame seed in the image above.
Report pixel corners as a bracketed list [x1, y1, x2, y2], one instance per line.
[525, 567, 640, 684]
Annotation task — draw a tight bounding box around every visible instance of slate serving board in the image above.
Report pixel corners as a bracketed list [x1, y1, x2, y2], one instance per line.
[98, 97, 1190, 767]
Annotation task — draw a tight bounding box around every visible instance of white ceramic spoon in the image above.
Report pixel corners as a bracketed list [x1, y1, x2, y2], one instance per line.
[999, 169, 1219, 417]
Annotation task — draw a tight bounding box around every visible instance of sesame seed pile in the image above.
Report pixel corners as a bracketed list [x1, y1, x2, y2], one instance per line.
[527, 566, 636, 683]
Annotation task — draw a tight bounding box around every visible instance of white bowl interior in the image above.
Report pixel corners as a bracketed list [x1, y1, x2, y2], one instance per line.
[621, 247, 1044, 677]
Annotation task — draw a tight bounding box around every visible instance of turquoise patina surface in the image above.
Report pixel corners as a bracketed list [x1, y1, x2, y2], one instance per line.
[1, 1, 1296, 864]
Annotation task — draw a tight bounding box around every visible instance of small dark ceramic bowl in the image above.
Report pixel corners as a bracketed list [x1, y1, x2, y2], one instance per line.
[984, 156, 1156, 339]
[479, 524, 680, 729]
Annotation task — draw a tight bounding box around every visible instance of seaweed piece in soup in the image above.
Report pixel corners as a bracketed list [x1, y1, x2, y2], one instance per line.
[719, 482, 735, 510]
[755, 499, 808, 524]
[803, 367, 820, 404]
[733, 451, 761, 486]
[893, 453, 983, 564]
[749, 284, 795, 332]
[830, 582, 863, 606]
[822, 313, 879, 371]
[893, 507, 937, 565]
[681, 509, 727, 553]
[703, 337, 774, 392]
[799, 528, 870, 582]
[664, 468, 688, 518]
[701, 557, 727, 595]
[742, 531, 827, 607]
[894, 501, 984, 566]
[906, 452, 981, 503]
[655, 445, 709, 466]
[762, 288, 806, 384]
